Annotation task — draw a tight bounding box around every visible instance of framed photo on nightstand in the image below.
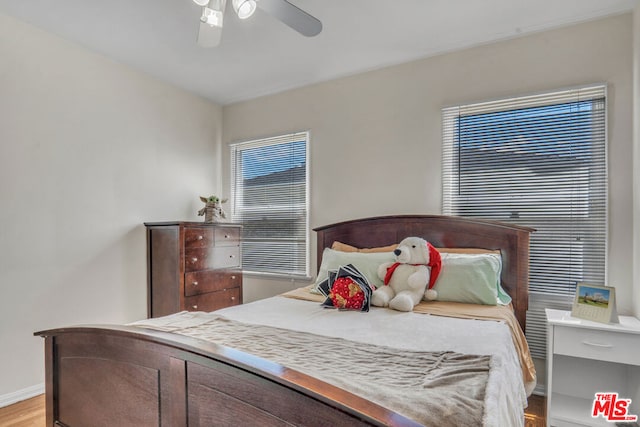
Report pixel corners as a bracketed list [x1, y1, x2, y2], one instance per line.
[571, 283, 619, 324]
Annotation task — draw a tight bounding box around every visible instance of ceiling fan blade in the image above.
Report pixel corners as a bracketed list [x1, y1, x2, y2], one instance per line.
[258, 0, 322, 37]
[197, 20, 223, 47]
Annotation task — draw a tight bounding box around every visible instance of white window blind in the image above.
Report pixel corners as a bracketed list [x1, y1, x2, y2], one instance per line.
[231, 131, 309, 278]
[442, 85, 607, 358]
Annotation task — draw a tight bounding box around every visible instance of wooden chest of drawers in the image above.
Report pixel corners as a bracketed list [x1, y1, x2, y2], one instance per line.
[145, 222, 242, 318]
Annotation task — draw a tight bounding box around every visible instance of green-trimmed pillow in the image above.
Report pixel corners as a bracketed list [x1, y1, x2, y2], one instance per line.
[314, 248, 395, 292]
[433, 252, 510, 305]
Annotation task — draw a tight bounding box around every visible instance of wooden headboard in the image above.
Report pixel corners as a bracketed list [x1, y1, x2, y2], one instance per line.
[314, 215, 534, 331]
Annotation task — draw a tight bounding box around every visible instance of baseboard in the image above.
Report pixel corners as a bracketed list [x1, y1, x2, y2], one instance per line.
[0, 383, 44, 408]
[533, 383, 546, 396]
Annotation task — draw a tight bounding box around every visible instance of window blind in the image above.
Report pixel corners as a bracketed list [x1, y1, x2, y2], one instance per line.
[442, 85, 607, 358]
[231, 131, 309, 277]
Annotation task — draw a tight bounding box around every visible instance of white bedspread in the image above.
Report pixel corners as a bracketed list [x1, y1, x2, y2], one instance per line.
[134, 296, 527, 426]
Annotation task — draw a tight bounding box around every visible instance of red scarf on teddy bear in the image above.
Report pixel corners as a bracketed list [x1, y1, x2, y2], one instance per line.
[383, 242, 442, 290]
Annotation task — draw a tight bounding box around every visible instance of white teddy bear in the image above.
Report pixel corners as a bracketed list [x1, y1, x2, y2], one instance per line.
[371, 236, 442, 312]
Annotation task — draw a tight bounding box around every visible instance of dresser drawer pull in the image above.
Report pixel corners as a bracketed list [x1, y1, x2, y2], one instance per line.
[231, 275, 236, 280]
[582, 341, 613, 348]
[192, 281, 198, 286]
[224, 234, 230, 239]
[197, 235, 204, 240]
[192, 305, 198, 310]
[231, 296, 235, 301]
[191, 257, 198, 263]
[229, 254, 235, 258]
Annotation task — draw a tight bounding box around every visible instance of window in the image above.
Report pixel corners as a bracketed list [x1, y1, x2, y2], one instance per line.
[231, 131, 309, 278]
[442, 85, 607, 358]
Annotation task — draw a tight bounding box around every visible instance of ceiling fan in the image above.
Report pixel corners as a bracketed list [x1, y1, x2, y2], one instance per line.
[192, 0, 322, 47]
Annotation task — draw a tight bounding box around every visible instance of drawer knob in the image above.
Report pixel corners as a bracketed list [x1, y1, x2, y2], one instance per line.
[224, 234, 230, 239]
[197, 235, 204, 240]
[229, 254, 235, 259]
[191, 257, 198, 263]
[231, 275, 236, 280]
[192, 305, 198, 310]
[231, 296, 235, 301]
[192, 281, 199, 286]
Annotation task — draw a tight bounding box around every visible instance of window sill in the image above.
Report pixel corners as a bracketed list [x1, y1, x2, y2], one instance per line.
[242, 270, 313, 283]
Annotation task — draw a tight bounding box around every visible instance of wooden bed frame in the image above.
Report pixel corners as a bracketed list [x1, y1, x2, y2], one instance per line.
[36, 215, 533, 427]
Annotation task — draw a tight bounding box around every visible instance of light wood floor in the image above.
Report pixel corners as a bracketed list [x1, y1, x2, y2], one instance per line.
[525, 393, 546, 427]
[0, 395, 44, 427]
[0, 393, 546, 426]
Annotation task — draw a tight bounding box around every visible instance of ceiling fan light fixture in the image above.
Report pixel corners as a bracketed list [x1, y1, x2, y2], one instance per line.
[201, 7, 224, 27]
[232, 0, 257, 19]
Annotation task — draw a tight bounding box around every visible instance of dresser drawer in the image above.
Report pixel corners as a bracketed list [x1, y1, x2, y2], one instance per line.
[184, 227, 214, 248]
[214, 227, 240, 246]
[185, 247, 241, 271]
[554, 325, 640, 366]
[184, 288, 241, 312]
[184, 270, 242, 296]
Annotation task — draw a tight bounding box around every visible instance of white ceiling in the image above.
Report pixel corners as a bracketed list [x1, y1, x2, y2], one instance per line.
[0, 0, 635, 105]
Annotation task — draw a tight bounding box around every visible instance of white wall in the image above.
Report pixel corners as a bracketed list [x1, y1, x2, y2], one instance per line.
[223, 14, 635, 311]
[632, 0, 640, 409]
[0, 13, 222, 401]
[633, 0, 640, 319]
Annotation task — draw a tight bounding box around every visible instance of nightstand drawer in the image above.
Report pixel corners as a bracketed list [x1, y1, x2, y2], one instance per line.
[554, 326, 640, 366]
[185, 288, 241, 312]
[184, 270, 242, 296]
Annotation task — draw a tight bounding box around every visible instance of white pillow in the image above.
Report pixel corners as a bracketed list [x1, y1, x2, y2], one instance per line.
[314, 248, 395, 290]
[433, 252, 510, 305]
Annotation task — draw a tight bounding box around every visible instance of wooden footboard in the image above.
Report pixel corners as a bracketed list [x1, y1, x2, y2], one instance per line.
[35, 325, 419, 427]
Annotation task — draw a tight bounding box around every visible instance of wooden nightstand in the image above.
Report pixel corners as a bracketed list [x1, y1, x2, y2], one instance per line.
[145, 221, 243, 318]
[545, 308, 640, 426]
